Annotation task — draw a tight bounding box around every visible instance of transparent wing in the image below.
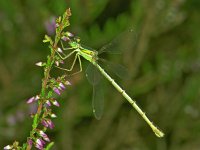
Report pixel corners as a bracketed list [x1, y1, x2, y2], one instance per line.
[92, 81, 104, 120]
[86, 64, 101, 85]
[86, 64, 104, 120]
[99, 58, 130, 80]
[81, 43, 96, 52]
[98, 28, 137, 54]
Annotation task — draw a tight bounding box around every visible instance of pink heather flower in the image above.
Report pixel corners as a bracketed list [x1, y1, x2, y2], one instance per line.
[61, 36, 69, 41]
[59, 83, 66, 90]
[60, 60, 64, 64]
[4, 145, 12, 150]
[35, 62, 43, 67]
[27, 95, 40, 104]
[46, 119, 55, 129]
[41, 119, 49, 128]
[52, 100, 60, 107]
[35, 143, 43, 150]
[39, 130, 50, 142]
[55, 61, 59, 66]
[53, 87, 61, 95]
[50, 113, 57, 118]
[57, 47, 63, 53]
[27, 139, 33, 147]
[36, 138, 45, 150]
[66, 32, 74, 37]
[39, 130, 46, 136]
[35, 95, 40, 100]
[45, 100, 51, 107]
[27, 96, 35, 104]
[65, 81, 71, 85]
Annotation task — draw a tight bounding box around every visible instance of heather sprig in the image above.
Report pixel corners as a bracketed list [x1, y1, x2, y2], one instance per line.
[4, 8, 72, 150]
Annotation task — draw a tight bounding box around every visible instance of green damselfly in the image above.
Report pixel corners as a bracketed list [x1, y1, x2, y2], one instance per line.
[56, 30, 164, 137]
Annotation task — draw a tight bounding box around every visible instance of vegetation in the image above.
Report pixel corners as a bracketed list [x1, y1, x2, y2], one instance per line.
[0, 0, 200, 149]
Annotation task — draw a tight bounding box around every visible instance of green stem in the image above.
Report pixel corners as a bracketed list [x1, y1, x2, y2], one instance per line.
[28, 27, 62, 142]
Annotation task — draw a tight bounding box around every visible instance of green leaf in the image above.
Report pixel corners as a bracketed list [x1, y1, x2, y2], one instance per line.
[56, 16, 62, 24]
[44, 142, 54, 150]
[43, 35, 53, 45]
[32, 114, 38, 129]
[47, 91, 53, 98]
[21, 143, 27, 150]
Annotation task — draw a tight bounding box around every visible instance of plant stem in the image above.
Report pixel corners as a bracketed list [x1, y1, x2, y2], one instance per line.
[29, 29, 61, 139]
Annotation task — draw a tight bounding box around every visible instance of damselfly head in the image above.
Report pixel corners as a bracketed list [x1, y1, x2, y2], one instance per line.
[69, 40, 80, 49]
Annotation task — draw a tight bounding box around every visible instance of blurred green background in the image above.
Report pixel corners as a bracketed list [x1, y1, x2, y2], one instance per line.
[0, 0, 200, 149]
